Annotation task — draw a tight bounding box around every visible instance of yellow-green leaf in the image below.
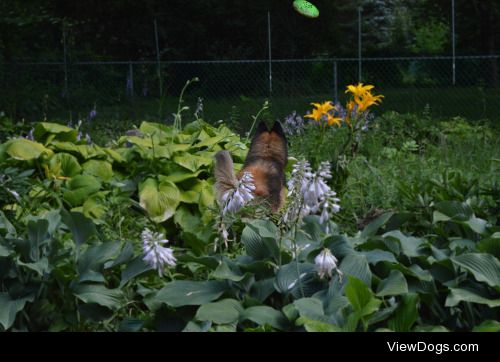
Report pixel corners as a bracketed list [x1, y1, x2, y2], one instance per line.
[6, 138, 53, 161]
[139, 178, 180, 222]
[82, 160, 113, 181]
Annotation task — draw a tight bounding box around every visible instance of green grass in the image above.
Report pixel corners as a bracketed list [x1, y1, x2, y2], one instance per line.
[5, 84, 500, 132]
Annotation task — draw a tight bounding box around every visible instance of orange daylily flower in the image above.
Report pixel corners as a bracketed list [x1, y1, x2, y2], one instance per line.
[345, 83, 374, 97]
[304, 101, 335, 123]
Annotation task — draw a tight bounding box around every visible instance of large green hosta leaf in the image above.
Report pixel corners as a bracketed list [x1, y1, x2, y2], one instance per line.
[27, 218, 49, 261]
[139, 178, 180, 222]
[342, 276, 382, 331]
[173, 153, 212, 172]
[72, 284, 123, 310]
[212, 260, 247, 282]
[139, 121, 174, 135]
[360, 212, 395, 238]
[194, 134, 228, 149]
[388, 293, 419, 332]
[48, 152, 82, 177]
[172, 205, 211, 253]
[77, 241, 121, 274]
[63, 175, 101, 207]
[293, 297, 326, 322]
[49, 142, 107, 160]
[82, 193, 108, 220]
[0, 210, 16, 237]
[152, 280, 228, 307]
[0, 293, 34, 330]
[433, 201, 487, 234]
[477, 233, 500, 259]
[195, 299, 243, 325]
[434, 201, 473, 221]
[345, 277, 381, 320]
[339, 253, 372, 287]
[376, 270, 408, 297]
[34, 122, 78, 143]
[241, 306, 289, 331]
[82, 160, 113, 181]
[362, 249, 397, 265]
[192, 180, 215, 210]
[382, 230, 425, 258]
[451, 253, 500, 287]
[275, 262, 318, 298]
[61, 209, 96, 246]
[445, 288, 500, 308]
[5, 138, 53, 161]
[241, 220, 279, 261]
[292, 298, 341, 332]
[119, 257, 152, 287]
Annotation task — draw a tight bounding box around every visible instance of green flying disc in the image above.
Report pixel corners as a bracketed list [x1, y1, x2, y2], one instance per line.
[293, 0, 319, 18]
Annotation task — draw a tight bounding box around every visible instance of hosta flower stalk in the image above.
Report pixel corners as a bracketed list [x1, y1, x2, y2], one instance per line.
[141, 228, 176, 277]
[315, 248, 342, 280]
[283, 160, 340, 229]
[221, 171, 255, 214]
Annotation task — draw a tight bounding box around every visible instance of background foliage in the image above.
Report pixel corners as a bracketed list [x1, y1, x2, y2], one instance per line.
[0, 109, 498, 331]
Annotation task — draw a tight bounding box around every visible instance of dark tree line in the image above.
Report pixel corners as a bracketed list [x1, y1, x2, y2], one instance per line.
[0, 0, 499, 62]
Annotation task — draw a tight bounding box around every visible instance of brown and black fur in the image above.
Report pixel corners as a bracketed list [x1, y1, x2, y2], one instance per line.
[214, 121, 288, 212]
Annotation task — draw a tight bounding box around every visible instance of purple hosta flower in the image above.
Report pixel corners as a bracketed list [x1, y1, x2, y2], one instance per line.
[315, 248, 342, 280]
[318, 190, 341, 233]
[141, 228, 177, 277]
[194, 97, 204, 118]
[334, 102, 346, 121]
[85, 133, 92, 145]
[283, 160, 313, 224]
[359, 112, 374, 132]
[304, 161, 334, 213]
[76, 132, 82, 142]
[283, 111, 305, 135]
[317, 161, 332, 179]
[283, 160, 340, 228]
[25, 128, 34, 141]
[304, 173, 330, 212]
[89, 108, 97, 120]
[222, 171, 255, 214]
[126, 75, 133, 95]
[288, 160, 313, 196]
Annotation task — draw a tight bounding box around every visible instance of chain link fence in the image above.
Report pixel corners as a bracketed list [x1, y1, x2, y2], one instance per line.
[1, 56, 499, 127]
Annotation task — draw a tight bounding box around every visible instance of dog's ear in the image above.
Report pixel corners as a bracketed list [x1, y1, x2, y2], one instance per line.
[254, 121, 269, 136]
[271, 121, 286, 139]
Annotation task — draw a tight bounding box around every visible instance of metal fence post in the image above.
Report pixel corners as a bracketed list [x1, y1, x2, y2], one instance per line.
[452, 0, 456, 85]
[267, 11, 272, 96]
[62, 22, 69, 98]
[333, 58, 338, 102]
[128, 61, 134, 98]
[358, 6, 362, 82]
[154, 17, 163, 97]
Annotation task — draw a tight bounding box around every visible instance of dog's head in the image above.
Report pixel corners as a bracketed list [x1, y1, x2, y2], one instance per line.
[246, 121, 288, 167]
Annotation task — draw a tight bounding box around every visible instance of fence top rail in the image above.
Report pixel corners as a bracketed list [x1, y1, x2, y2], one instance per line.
[5, 54, 500, 66]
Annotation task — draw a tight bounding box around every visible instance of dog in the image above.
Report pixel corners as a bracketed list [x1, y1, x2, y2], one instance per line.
[214, 121, 288, 212]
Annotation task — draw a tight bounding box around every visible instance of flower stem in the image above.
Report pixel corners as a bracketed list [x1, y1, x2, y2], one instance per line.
[292, 215, 305, 299]
[246, 100, 269, 143]
[174, 77, 199, 131]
